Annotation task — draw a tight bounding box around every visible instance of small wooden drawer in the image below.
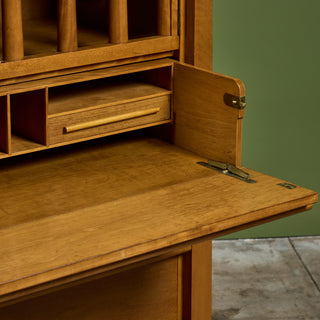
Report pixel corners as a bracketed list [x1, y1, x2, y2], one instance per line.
[48, 95, 171, 145]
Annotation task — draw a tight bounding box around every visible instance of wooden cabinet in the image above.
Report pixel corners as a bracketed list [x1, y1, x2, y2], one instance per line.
[0, 1, 317, 319]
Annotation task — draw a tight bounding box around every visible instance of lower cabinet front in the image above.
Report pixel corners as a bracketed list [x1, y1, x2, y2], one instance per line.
[0, 256, 182, 320]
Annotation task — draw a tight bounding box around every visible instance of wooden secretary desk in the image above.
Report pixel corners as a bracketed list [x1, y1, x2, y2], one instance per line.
[0, 1, 317, 319]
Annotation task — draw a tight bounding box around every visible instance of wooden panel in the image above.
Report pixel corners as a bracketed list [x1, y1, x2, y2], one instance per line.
[0, 36, 179, 81]
[48, 82, 171, 115]
[182, 241, 212, 320]
[184, 0, 213, 70]
[171, 0, 179, 36]
[0, 137, 317, 295]
[173, 62, 245, 166]
[48, 95, 171, 144]
[0, 137, 211, 229]
[0, 59, 174, 96]
[0, 257, 181, 320]
[191, 241, 212, 320]
[10, 89, 48, 148]
[0, 95, 10, 154]
[158, 0, 171, 36]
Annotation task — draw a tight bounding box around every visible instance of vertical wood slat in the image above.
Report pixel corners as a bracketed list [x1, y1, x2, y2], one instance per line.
[184, 0, 213, 70]
[158, 0, 171, 36]
[57, 0, 78, 52]
[1, 0, 24, 61]
[0, 95, 11, 154]
[109, 0, 128, 44]
[171, 0, 179, 36]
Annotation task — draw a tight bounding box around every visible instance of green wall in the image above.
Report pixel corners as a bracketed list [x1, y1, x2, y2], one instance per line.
[213, 0, 319, 238]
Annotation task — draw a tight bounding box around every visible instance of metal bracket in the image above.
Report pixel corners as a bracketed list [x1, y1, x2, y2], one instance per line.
[197, 160, 256, 183]
[278, 182, 296, 190]
[224, 93, 246, 109]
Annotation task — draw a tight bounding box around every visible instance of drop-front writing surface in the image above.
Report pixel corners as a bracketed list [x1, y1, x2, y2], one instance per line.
[0, 1, 317, 319]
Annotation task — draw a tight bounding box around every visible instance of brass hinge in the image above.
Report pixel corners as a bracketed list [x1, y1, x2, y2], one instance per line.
[197, 159, 256, 183]
[224, 93, 246, 109]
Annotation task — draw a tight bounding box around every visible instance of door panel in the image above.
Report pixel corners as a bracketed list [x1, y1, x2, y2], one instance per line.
[173, 62, 245, 166]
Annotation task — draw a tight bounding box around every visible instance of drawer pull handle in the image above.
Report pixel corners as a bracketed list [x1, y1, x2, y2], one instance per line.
[64, 107, 161, 133]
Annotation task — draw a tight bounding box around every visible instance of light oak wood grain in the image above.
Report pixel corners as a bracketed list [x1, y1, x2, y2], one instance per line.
[48, 81, 171, 116]
[0, 36, 179, 81]
[182, 241, 212, 320]
[171, 0, 179, 36]
[0, 52, 174, 86]
[0, 3, 316, 320]
[191, 241, 212, 320]
[0, 257, 181, 320]
[49, 96, 171, 144]
[10, 89, 48, 147]
[110, 0, 128, 44]
[1, 0, 24, 61]
[0, 246, 191, 308]
[57, 0, 78, 52]
[158, 0, 171, 36]
[0, 59, 173, 97]
[0, 137, 210, 229]
[64, 107, 161, 133]
[173, 61, 245, 166]
[0, 96, 10, 154]
[184, 0, 213, 70]
[0, 137, 317, 296]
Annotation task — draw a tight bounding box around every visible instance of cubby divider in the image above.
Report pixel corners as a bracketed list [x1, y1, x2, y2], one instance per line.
[47, 65, 172, 145]
[10, 89, 48, 153]
[0, 60, 173, 156]
[0, 95, 10, 155]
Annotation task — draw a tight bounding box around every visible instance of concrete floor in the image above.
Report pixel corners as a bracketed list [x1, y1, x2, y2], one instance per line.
[212, 237, 320, 320]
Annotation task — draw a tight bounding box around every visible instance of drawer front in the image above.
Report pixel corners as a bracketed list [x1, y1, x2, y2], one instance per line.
[48, 95, 171, 145]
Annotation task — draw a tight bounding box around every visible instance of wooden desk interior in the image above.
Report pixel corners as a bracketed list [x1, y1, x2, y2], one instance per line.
[0, 1, 317, 319]
[0, 133, 317, 301]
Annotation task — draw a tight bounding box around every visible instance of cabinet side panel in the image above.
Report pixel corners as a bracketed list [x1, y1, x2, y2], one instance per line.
[184, 0, 213, 70]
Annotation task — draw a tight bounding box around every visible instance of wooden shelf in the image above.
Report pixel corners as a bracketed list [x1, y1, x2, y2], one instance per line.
[22, 20, 111, 57]
[10, 134, 45, 155]
[49, 81, 171, 116]
[0, 135, 317, 297]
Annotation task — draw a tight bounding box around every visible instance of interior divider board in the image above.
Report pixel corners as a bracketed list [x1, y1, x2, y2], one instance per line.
[0, 95, 11, 155]
[158, 0, 171, 36]
[109, 0, 128, 44]
[1, 0, 24, 62]
[10, 89, 48, 153]
[57, 0, 78, 52]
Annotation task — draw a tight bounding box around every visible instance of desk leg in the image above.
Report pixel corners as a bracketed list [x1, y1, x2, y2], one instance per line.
[184, 240, 212, 320]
